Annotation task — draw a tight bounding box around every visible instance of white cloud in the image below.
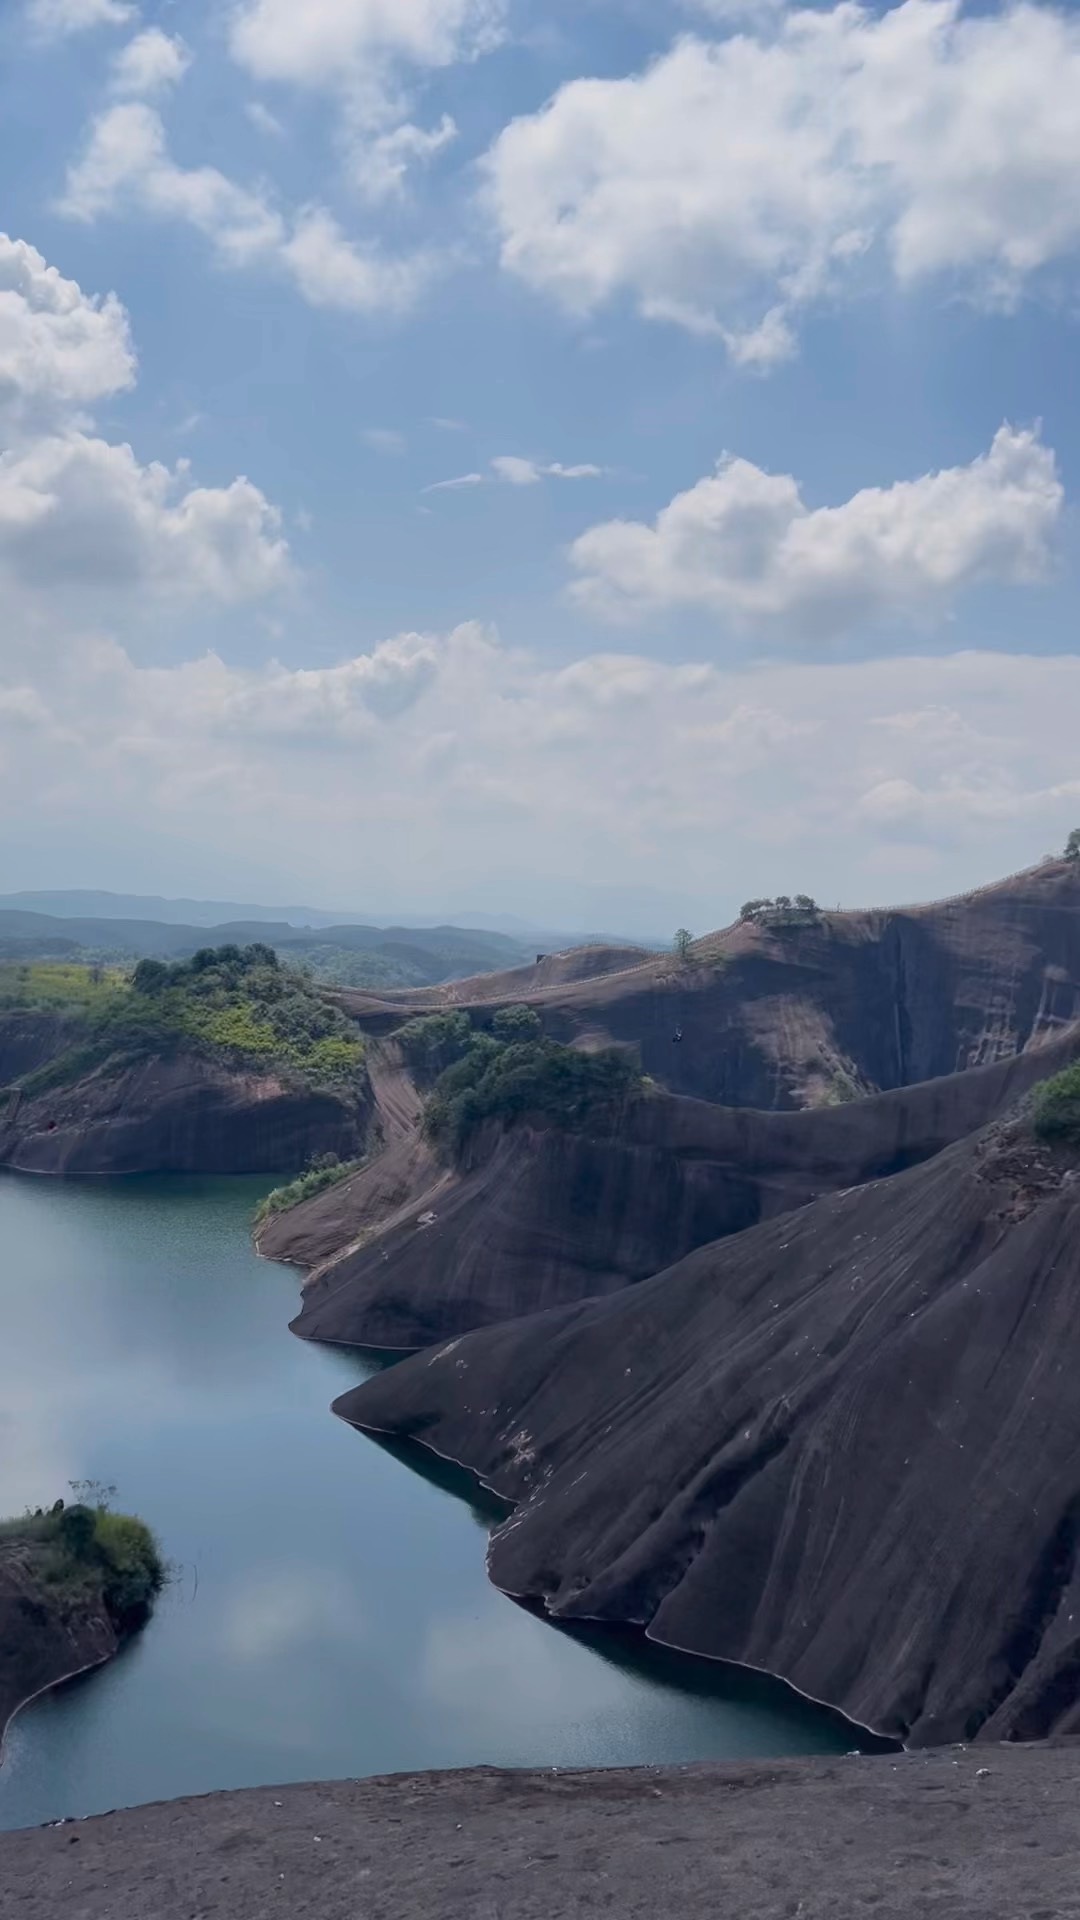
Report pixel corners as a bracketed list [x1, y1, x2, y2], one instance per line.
[363, 427, 407, 455]
[25, 0, 134, 38]
[570, 426, 1062, 633]
[3, 624, 1080, 922]
[230, 0, 503, 198]
[61, 108, 436, 313]
[229, 0, 506, 89]
[485, 0, 1080, 359]
[0, 233, 135, 423]
[422, 470, 484, 492]
[280, 208, 436, 314]
[425, 456, 606, 493]
[246, 101, 286, 137]
[110, 29, 192, 98]
[0, 237, 290, 613]
[61, 105, 284, 262]
[491, 456, 605, 486]
[0, 433, 291, 603]
[352, 115, 458, 203]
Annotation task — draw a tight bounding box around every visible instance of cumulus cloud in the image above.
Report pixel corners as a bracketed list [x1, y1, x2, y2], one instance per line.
[61, 105, 285, 263]
[280, 208, 436, 314]
[485, 0, 1080, 360]
[25, 0, 134, 38]
[229, 0, 506, 88]
[229, 0, 504, 198]
[0, 434, 290, 603]
[61, 107, 437, 314]
[0, 237, 290, 611]
[3, 624, 1079, 922]
[352, 115, 458, 204]
[0, 233, 135, 424]
[110, 29, 192, 98]
[570, 426, 1063, 633]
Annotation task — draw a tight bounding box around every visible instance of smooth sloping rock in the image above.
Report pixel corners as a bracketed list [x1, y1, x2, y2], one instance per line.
[342, 1115, 1080, 1746]
[285, 1026, 1080, 1349]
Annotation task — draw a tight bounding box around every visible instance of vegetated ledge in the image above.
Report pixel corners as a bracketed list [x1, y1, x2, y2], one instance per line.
[3, 1749, 1080, 1917]
[0, 1499, 164, 1761]
[0, 949, 372, 1175]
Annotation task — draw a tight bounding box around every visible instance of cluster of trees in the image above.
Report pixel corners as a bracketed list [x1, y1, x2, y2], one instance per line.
[399, 1006, 640, 1155]
[1065, 829, 1080, 861]
[5, 1481, 166, 1634]
[15, 945, 365, 1098]
[1033, 1063, 1080, 1145]
[739, 895, 820, 924]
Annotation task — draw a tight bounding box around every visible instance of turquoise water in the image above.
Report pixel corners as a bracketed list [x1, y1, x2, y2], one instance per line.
[0, 1172, 852, 1830]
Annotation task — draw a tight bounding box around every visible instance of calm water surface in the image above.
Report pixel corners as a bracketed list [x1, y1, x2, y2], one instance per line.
[0, 1172, 852, 1829]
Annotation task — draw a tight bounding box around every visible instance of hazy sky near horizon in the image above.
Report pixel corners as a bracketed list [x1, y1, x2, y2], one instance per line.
[2, 0, 1080, 934]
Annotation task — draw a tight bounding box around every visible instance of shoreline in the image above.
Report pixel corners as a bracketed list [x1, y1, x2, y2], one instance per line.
[336, 1406, 896, 1753]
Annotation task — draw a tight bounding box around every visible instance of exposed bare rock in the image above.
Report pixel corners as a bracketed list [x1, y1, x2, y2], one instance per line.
[283, 1025, 1080, 1349]
[341, 1108, 1080, 1747]
[341, 861, 1080, 1109]
[0, 1025, 368, 1176]
[5, 1750, 1080, 1918]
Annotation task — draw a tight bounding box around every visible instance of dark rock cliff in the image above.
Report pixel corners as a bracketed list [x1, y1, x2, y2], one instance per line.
[283, 1025, 1080, 1349]
[340, 861, 1080, 1110]
[343, 1112, 1080, 1747]
[0, 1019, 369, 1176]
[0, 1548, 118, 1759]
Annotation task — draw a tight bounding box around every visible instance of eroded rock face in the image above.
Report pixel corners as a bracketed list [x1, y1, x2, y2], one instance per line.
[0, 1549, 118, 1758]
[0, 1024, 369, 1176]
[283, 1027, 1080, 1350]
[341, 1115, 1080, 1747]
[341, 862, 1080, 1110]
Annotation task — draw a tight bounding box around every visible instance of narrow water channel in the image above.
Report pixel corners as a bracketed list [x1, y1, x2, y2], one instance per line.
[0, 1172, 853, 1830]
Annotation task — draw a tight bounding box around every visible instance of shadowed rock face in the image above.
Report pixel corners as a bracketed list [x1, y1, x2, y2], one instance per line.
[0, 1027, 368, 1176]
[340, 862, 1080, 1109]
[282, 1026, 1080, 1350]
[341, 1114, 1080, 1747]
[0, 1549, 117, 1759]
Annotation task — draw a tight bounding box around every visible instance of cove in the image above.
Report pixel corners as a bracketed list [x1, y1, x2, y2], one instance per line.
[0, 1171, 852, 1832]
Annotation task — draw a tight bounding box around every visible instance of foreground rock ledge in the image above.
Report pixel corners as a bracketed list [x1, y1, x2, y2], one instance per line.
[5, 1748, 1080, 1918]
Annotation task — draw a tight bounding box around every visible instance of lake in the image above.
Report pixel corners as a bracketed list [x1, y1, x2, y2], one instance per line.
[0, 1171, 854, 1831]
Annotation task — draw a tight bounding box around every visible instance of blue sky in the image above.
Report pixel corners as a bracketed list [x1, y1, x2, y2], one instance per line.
[1, 0, 1079, 935]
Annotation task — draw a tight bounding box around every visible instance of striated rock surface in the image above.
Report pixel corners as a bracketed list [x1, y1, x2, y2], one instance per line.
[342, 1110, 1080, 1747]
[340, 861, 1080, 1109]
[0, 1023, 369, 1177]
[283, 1025, 1080, 1349]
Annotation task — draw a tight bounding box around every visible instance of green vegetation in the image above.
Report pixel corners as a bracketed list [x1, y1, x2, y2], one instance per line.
[419, 1011, 640, 1156]
[1033, 1063, 1080, 1145]
[254, 1153, 366, 1224]
[397, 1010, 476, 1082]
[740, 895, 821, 926]
[0, 1482, 165, 1634]
[673, 928, 695, 963]
[3, 947, 365, 1098]
[1065, 828, 1080, 861]
[0, 961, 127, 1012]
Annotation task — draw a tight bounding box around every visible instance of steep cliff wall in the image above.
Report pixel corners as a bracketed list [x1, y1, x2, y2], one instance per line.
[0, 1018, 369, 1176]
